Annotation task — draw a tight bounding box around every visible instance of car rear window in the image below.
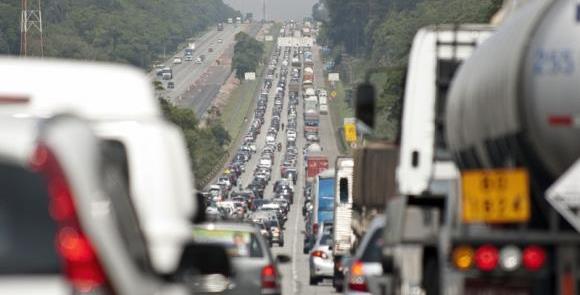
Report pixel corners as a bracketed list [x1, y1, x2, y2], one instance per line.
[0, 163, 61, 274]
[193, 228, 264, 258]
[319, 233, 333, 246]
[361, 227, 385, 263]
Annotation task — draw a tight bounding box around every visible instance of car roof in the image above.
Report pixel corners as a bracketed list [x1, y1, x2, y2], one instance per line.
[0, 58, 160, 121]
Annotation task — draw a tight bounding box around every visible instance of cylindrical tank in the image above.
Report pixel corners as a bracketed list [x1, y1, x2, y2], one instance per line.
[446, 0, 580, 182]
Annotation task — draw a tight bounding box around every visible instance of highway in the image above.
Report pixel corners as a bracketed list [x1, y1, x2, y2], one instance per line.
[153, 23, 261, 117]
[232, 42, 340, 295]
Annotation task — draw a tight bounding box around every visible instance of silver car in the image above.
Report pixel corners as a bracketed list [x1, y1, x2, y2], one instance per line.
[343, 215, 385, 295]
[309, 223, 335, 285]
[191, 222, 290, 295]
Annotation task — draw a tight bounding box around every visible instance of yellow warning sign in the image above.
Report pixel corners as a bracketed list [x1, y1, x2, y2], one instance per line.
[344, 122, 357, 143]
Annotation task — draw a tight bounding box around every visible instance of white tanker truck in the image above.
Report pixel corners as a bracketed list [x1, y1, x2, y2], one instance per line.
[443, 0, 580, 293]
[355, 0, 580, 294]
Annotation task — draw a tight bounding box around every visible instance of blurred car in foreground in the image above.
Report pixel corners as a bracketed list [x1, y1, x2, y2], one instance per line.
[0, 58, 196, 276]
[191, 222, 290, 295]
[0, 115, 187, 295]
[344, 215, 384, 295]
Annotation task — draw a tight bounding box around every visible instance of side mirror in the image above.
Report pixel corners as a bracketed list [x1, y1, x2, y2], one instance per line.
[276, 254, 291, 264]
[356, 82, 376, 129]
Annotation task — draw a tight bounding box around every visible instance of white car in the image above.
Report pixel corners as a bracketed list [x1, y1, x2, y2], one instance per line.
[173, 57, 182, 64]
[309, 223, 334, 285]
[0, 116, 187, 295]
[0, 58, 196, 276]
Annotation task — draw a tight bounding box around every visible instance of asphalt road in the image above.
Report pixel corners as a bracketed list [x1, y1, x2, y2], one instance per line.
[152, 23, 261, 116]
[232, 43, 340, 295]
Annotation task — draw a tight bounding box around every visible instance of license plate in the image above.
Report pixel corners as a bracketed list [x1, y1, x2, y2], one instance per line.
[462, 169, 530, 223]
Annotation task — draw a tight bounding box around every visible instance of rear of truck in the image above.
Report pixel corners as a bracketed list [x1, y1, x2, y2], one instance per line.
[442, 1, 580, 294]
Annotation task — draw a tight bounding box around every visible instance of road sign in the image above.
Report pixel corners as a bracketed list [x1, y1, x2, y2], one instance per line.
[264, 35, 273, 42]
[328, 73, 340, 82]
[343, 118, 357, 143]
[546, 159, 580, 232]
[244, 72, 256, 80]
[462, 169, 530, 223]
[331, 91, 337, 98]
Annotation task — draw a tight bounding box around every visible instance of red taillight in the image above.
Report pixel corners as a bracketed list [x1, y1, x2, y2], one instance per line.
[311, 250, 328, 259]
[523, 246, 546, 271]
[31, 144, 109, 292]
[312, 223, 319, 235]
[261, 264, 278, 290]
[348, 260, 369, 292]
[474, 244, 499, 271]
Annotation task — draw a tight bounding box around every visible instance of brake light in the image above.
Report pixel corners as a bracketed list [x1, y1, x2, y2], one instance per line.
[523, 245, 546, 271]
[311, 250, 328, 259]
[474, 244, 499, 271]
[348, 260, 369, 292]
[312, 223, 319, 235]
[31, 144, 110, 293]
[261, 264, 278, 290]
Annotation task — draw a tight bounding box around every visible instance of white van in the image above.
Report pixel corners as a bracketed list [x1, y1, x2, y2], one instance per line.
[0, 58, 196, 275]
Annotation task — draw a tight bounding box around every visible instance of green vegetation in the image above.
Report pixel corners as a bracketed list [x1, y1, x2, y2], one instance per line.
[328, 82, 354, 154]
[0, 0, 238, 68]
[232, 32, 264, 79]
[223, 26, 278, 142]
[160, 99, 230, 186]
[222, 79, 258, 139]
[316, 0, 502, 140]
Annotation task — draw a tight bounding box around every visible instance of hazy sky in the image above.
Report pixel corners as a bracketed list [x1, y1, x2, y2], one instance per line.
[224, 0, 317, 21]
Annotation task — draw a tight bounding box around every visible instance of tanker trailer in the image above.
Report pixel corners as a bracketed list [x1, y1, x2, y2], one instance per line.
[444, 0, 580, 293]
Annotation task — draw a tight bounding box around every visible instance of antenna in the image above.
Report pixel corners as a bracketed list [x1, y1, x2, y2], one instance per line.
[20, 0, 44, 57]
[262, 0, 267, 23]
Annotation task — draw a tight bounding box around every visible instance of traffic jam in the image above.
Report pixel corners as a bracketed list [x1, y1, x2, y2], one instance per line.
[4, 1, 580, 294]
[201, 22, 338, 293]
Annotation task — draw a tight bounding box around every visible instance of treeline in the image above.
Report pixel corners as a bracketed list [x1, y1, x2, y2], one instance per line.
[315, 0, 502, 139]
[160, 98, 230, 186]
[232, 31, 264, 79]
[0, 0, 237, 68]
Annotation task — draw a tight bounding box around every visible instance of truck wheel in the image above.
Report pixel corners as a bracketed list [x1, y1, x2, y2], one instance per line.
[309, 276, 319, 285]
[280, 241, 285, 247]
[422, 251, 440, 295]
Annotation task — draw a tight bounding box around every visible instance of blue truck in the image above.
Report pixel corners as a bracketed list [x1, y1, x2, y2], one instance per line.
[313, 169, 335, 235]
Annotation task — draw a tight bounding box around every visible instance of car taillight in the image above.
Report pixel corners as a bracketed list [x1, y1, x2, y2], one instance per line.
[261, 264, 278, 290]
[312, 223, 318, 235]
[474, 244, 499, 271]
[311, 250, 328, 259]
[348, 260, 369, 292]
[523, 245, 546, 271]
[31, 144, 111, 293]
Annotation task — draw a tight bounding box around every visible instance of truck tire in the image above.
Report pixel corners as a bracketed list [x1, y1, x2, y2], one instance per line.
[309, 276, 320, 285]
[422, 249, 439, 295]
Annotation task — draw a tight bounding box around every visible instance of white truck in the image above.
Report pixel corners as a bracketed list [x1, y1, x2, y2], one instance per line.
[355, 24, 494, 294]
[332, 157, 355, 292]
